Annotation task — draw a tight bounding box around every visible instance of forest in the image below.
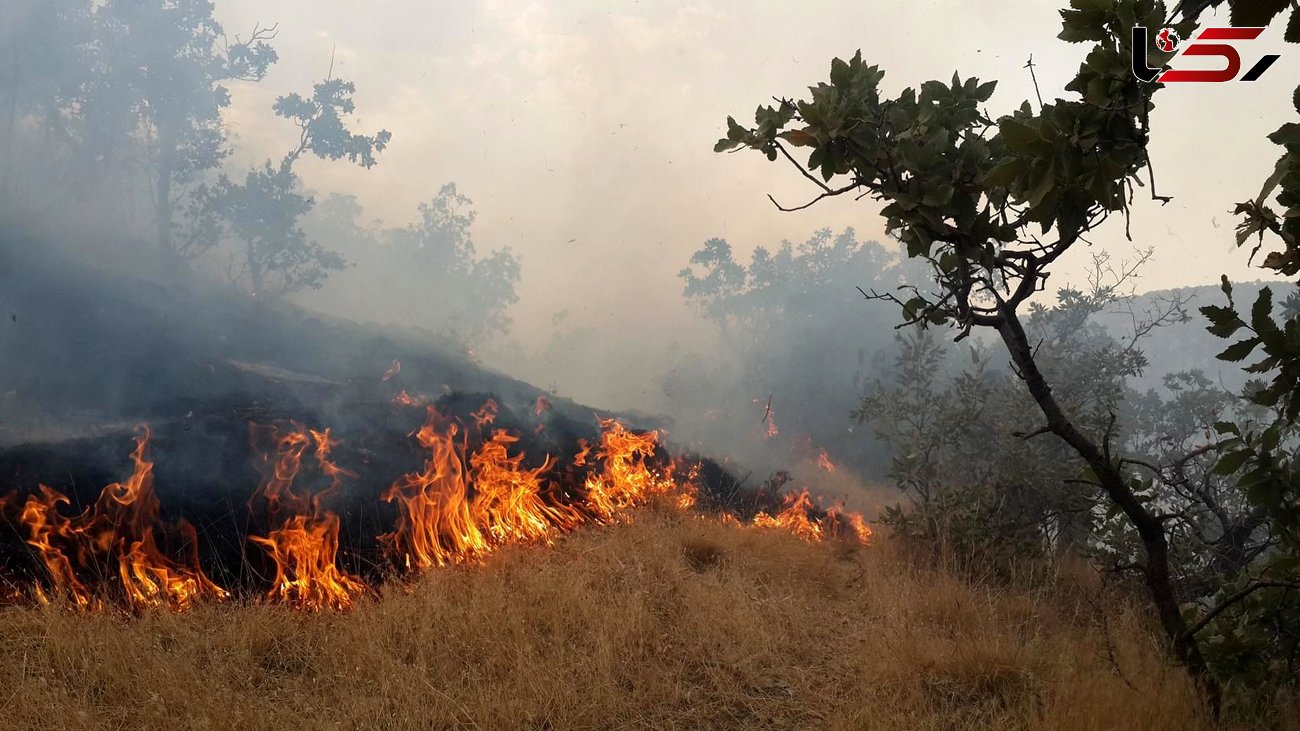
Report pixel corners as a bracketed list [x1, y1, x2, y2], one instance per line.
[0, 0, 1298, 728]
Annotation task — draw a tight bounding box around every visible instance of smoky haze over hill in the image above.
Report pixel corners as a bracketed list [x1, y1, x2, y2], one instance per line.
[0, 0, 1293, 491]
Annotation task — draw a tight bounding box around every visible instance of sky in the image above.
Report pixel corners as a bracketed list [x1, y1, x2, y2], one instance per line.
[214, 0, 1297, 363]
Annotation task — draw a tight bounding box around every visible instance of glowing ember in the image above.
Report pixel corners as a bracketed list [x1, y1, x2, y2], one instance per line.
[816, 449, 836, 473]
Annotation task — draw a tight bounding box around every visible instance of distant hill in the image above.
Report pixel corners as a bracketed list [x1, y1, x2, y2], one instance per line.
[1094, 280, 1292, 395]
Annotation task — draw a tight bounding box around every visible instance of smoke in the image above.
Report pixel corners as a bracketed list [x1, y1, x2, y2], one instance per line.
[3, 0, 1293, 518]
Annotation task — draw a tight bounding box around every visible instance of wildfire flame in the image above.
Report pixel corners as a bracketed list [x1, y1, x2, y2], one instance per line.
[754, 489, 870, 544]
[816, 448, 836, 473]
[246, 424, 367, 611]
[379, 404, 585, 570]
[583, 418, 695, 517]
[17, 427, 226, 611]
[4, 401, 869, 612]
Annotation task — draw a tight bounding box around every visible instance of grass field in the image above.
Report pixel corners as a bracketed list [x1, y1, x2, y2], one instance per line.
[0, 505, 1262, 730]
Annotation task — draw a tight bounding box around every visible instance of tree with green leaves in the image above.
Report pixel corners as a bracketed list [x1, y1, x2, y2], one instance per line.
[1184, 0, 1300, 695]
[296, 183, 522, 343]
[89, 0, 277, 261]
[676, 228, 910, 473]
[1, 0, 277, 249]
[711, 0, 1258, 705]
[192, 74, 390, 299]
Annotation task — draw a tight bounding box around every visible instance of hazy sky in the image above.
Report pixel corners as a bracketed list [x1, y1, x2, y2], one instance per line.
[216, 0, 1297, 354]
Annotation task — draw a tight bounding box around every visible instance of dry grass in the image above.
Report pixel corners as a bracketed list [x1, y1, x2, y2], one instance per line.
[0, 506, 1248, 730]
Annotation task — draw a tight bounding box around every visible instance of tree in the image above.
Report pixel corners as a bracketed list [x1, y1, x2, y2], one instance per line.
[294, 183, 522, 343]
[712, 0, 1241, 703]
[85, 0, 277, 261]
[677, 228, 912, 473]
[1187, 0, 1300, 692]
[193, 74, 390, 299]
[384, 183, 521, 340]
[0, 0, 96, 207]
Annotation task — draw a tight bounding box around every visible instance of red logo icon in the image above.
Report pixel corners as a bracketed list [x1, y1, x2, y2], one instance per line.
[1155, 27, 1180, 53]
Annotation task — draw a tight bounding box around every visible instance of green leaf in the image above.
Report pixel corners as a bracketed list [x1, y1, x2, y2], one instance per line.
[1058, 8, 1107, 43]
[1288, 8, 1300, 43]
[1268, 123, 1300, 146]
[1252, 287, 1276, 334]
[725, 116, 748, 140]
[1026, 160, 1057, 207]
[1213, 420, 1241, 436]
[1261, 423, 1282, 452]
[1230, 0, 1289, 28]
[1201, 304, 1246, 338]
[1256, 154, 1290, 206]
[922, 184, 955, 207]
[1213, 448, 1252, 476]
[779, 129, 817, 147]
[975, 80, 997, 102]
[1218, 337, 1261, 362]
[999, 119, 1044, 155]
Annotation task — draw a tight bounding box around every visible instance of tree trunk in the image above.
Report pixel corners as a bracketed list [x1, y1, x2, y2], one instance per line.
[247, 237, 263, 299]
[155, 151, 175, 259]
[995, 307, 1222, 713]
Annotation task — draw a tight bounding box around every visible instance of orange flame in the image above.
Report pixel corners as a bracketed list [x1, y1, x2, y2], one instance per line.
[753, 489, 871, 544]
[247, 424, 366, 611]
[582, 418, 695, 518]
[379, 406, 584, 569]
[5, 402, 870, 612]
[17, 428, 226, 610]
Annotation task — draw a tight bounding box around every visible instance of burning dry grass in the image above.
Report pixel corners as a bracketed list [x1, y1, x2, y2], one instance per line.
[0, 507, 1248, 730]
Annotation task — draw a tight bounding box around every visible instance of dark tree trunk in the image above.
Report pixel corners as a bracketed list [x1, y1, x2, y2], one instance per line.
[155, 151, 175, 258]
[995, 307, 1222, 713]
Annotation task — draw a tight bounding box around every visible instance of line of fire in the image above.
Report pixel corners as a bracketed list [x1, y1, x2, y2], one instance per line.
[0, 365, 868, 613]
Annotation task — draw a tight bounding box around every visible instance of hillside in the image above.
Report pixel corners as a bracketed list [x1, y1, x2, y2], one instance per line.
[0, 509, 1228, 730]
[1097, 280, 1291, 394]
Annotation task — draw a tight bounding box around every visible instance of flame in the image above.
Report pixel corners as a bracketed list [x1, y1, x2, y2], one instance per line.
[380, 410, 699, 572]
[16, 428, 226, 610]
[20, 485, 94, 608]
[582, 418, 694, 518]
[753, 489, 871, 544]
[247, 424, 366, 611]
[381, 359, 401, 381]
[380, 406, 583, 570]
[5, 401, 870, 612]
[753, 490, 823, 541]
[816, 449, 836, 473]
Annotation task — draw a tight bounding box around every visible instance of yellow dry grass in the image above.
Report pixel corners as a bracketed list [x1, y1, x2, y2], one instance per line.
[0, 506, 1254, 730]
